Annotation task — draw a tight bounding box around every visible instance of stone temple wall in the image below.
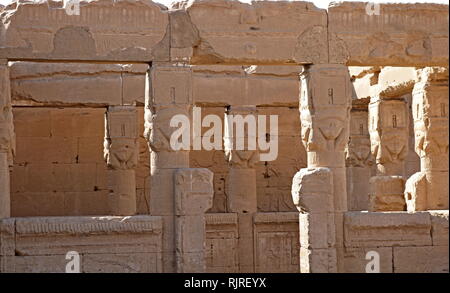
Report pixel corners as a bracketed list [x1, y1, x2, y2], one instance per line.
[343, 210, 448, 273]
[0, 0, 448, 273]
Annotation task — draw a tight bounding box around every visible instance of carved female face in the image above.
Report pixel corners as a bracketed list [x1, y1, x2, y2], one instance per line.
[109, 139, 137, 164]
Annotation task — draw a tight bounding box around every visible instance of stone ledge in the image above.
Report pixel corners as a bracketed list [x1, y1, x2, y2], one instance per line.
[254, 212, 299, 224]
[344, 211, 433, 247]
[14, 215, 162, 235]
[205, 213, 238, 225]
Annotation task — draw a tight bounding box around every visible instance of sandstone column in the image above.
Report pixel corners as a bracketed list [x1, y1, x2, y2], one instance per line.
[296, 64, 352, 272]
[368, 95, 409, 211]
[292, 168, 335, 272]
[144, 64, 192, 272]
[224, 105, 259, 273]
[174, 168, 214, 272]
[346, 99, 373, 211]
[0, 60, 14, 219]
[405, 67, 449, 211]
[104, 106, 138, 215]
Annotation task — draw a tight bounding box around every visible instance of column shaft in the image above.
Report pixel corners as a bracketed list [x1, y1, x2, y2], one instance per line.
[405, 67, 449, 211]
[0, 60, 14, 219]
[174, 168, 214, 272]
[296, 64, 352, 272]
[224, 105, 259, 273]
[144, 64, 192, 272]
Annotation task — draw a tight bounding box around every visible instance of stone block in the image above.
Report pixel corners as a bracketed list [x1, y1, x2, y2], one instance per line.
[151, 66, 192, 106]
[299, 213, 329, 249]
[11, 192, 65, 217]
[226, 168, 257, 213]
[1, 255, 71, 273]
[185, 0, 328, 64]
[205, 213, 238, 273]
[53, 163, 99, 192]
[292, 168, 333, 213]
[122, 73, 146, 106]
[328, 2, 449, 66]
[15, 137, 78, 164]
[63, 191, 110, 216]
[13, 216, 162, 256]
[430, 210, 449, 246]
[344, 247, 393, 273]
[300, 247, 337, 273]
[253, 212, 299, 272]
[106, 169, 137, 216]
[175, 216, 205, 253]
[149, 169, 176, 216]
[0, 1, 169, 62]
[192, 66, 300, 106]
[0, 218, 15, 256]
[83, 253, 161, 273]
[24, 163, 55, 192]
[393, 246, 449, 273]
[344, 211, 432, 247]
[174, 168, 214, 216]
[12, 72, 122, 106]
[77, 136, 105, 164]
[369, 176, 406, 211]
[12, 108, 51, 137]
[50, 108, 105, 138]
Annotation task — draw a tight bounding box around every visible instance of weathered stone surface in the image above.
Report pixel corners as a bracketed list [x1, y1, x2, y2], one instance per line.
[0, 218, 15, 256]
[12, 216, 162, 256]
[2, 255, 73, 273]
[0, 216, 162, 273]
[393, 246, 449, 273]
[368, 94, 409, 212]
[344, 247, 393, 273]
[0, 0, 169, 62]
[344, 211, 432, 247]
[299, 64, 352, 272]
[292, 168, 333, 214]
[10, 62, 148, 106]
[104, 106, 139, 216]
[83, 253, 160, 273]
[253, 212, 299, 273]
[205, 213, 238, 273]
[368, 176, 406, 212]
[369, 98, 409, 176]
[328, 2, 449, 66]
[430, 210, 449, 246]
[299, 247, 337, 273]
[406, 67, 449, 211]
[346, 101, 372, 211]
[0, 60, 14, 219]
[192, 65, 301, 106]
[181, 0, 328, 64]
[174, 168, 213, 272]
[0, 0, 448, 274]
